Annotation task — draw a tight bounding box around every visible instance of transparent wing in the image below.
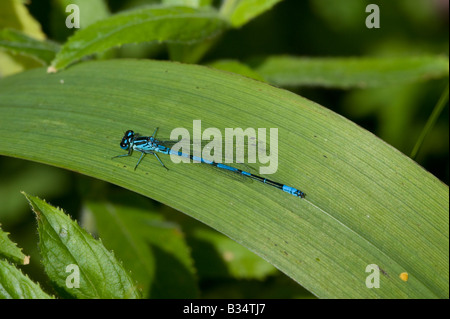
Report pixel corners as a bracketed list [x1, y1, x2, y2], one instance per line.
[158, 137, 267, 164]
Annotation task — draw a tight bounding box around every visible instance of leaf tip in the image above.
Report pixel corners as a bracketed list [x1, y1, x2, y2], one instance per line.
[21, 191, 42, 219]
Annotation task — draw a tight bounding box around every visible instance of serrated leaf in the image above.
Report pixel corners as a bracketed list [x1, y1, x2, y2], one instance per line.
[0, 0, 46, 39]
[0, 28, 60, 65]
[53, 0, 110, 28]
[49, 0, 110, 41]
[252, 55, 450, 88]
[85, 193, 198, 298]
[0, 60, 448, 298]
[51, 5, 228, 70]
[0, 259, 52, 299]
[0, 161, 70, 225]
[0, 224, 29, 265]
[22, 192, 141, 299]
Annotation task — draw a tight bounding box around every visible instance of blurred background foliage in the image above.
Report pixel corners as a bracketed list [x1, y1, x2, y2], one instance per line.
[0, 0, 448, 298]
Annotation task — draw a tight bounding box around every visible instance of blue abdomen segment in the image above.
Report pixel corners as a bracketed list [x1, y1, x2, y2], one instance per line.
[217, 163, 239, 172]
[282, 185, 305, 198]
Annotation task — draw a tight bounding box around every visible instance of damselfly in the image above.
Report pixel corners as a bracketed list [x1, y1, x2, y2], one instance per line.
[112, 128, 306, 198]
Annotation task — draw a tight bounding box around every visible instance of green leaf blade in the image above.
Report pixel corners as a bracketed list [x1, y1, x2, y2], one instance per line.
[0, 60, 447, 298]
[22, 192, 141, 299]
[85, 194, 198, 298]
[51, 6, 228, 70]
[253, 55, 450, 88]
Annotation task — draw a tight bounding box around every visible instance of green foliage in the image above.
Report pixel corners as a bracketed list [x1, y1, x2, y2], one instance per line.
[0, 28, 60, 64]
[0, 0, 46, 38]
[53, 0, 111, 28]
[0, 259, 53, 299]
[162, 0, 213, 7]
[0, 225, 28, 265]
[410, 85, 449, 159]
[23, 192, 141, 299]
[251, 55, 449, 88]
[0, 0, 448, 299]
[208, 59, 266, 81]
[51, 6, 229, 70]
[85, 192, 198, 298]
[0, 60, 448, 298]
[220, 0, 282, 27]
[188, 226, 278, 280]
[0, 0, 47, 76]
[0, 210, 51, 299]
[49, 0, 111, 41]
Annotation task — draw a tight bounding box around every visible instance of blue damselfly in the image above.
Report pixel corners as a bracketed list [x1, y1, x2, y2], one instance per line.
[112, 128, 305, 198]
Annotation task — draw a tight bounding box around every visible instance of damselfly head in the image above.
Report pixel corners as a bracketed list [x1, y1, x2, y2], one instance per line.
[120, 130, 134, 150]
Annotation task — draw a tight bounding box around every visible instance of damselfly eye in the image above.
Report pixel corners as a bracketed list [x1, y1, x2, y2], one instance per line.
[120, 130, 134, 150]
[120, 140, 129, 150]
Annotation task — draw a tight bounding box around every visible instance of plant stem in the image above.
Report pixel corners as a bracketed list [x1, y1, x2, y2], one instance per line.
[410, 83, 449, 160]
